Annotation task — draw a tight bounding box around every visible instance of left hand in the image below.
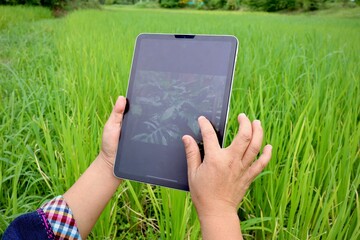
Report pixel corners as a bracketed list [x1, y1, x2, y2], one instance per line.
[99, 96, 127, 169]
[63, 96, 127, 238]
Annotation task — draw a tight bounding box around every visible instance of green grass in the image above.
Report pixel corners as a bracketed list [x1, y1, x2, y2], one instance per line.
[1, 6, 359, 239]
[0, 5, 52, 30]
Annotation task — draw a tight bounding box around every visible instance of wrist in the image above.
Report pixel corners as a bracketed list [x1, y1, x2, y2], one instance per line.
[96, 153, 121, 184]
[197, 208, 239, 224]
[194, 199, 238, 220]
[98, 150, 115, 169]
[198, 212, 242, 240]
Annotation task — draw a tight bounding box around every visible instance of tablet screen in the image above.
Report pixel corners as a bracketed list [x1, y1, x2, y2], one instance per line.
[114, 34, 238, 191]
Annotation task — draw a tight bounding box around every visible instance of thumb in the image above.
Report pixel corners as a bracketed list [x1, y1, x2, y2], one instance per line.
[100, 96, 127, 166]
[108, 96, 127, 127]
[182, 135, 201, 177]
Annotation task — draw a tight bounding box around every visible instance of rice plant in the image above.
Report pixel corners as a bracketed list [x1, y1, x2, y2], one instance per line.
[0, 6, 359, 239]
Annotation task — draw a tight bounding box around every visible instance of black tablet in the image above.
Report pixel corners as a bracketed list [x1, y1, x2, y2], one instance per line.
[114, 34, 238, 191]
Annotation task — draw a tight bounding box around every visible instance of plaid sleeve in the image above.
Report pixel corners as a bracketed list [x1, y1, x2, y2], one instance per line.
[41, 195, 82, 240]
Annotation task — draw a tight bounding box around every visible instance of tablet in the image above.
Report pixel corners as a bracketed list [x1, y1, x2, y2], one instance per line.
[114, 34, 238, 191]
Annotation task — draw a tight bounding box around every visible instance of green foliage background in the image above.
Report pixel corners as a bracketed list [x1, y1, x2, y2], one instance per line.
[1, 0, 359, 11]
[0, 5, 359, 239]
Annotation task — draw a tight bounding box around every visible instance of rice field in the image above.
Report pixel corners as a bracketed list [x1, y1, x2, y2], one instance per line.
[0, 5, 359, 239]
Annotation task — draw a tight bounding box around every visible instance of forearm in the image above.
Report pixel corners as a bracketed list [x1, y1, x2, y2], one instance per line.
[63, 155, 121, 239]
[199, 213, 243, 240]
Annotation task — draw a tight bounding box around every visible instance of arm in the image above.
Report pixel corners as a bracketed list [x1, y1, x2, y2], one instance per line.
[63, 96, 126, 239]
[182, 114, 272, 240]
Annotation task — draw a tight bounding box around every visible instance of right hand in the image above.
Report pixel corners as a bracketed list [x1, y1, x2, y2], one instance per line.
[182, 114, 272, 218]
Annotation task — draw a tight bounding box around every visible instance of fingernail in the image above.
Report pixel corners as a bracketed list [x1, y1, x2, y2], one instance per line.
[254, 120, 261, 126]
[182, 136, 190, 145]
[239, 113, 246, 117]
[198, 116, 206, 121]
[117, 96, 124, 102]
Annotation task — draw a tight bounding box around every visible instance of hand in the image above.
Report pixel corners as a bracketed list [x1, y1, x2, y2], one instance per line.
[99, 96, 127, 169]
[63, 96, 127, 238]
[182, 114, 272, 219]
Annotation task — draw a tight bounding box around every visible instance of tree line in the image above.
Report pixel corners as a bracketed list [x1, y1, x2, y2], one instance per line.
[163, 0, 359, 11]
[1, 0, 359, 12]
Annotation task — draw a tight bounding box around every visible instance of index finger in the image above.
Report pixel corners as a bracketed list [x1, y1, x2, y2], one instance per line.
[198, 116, 220, 154]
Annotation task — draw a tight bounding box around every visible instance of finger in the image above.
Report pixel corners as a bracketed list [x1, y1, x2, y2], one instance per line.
[241, 120, 263, 167]
[198, 116, 220, 154]
[107, 96, 127, 127]
[229, 113, 253, 159]
[246, 145, 272, 182]
[182, 135, 201, 177]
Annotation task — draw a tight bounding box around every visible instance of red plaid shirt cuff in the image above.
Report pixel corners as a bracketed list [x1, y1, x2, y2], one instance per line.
[41, 195, 81, 240]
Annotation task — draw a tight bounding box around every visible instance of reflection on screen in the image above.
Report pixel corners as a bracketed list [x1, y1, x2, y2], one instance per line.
[128, 71, 226, 146]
